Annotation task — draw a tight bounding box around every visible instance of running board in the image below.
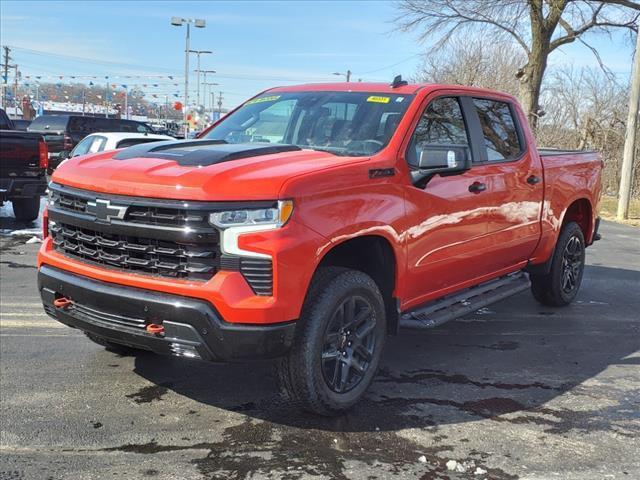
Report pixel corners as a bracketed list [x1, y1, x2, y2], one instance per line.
[400, 272, 531, 330]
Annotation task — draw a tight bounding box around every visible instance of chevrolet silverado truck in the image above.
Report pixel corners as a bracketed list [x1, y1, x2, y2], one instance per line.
[38, 80, 602, 415]
[0, 108, 48, 221]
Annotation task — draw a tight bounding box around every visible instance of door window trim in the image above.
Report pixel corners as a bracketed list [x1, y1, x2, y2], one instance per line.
[403, 95, 480, 168]
[463, 96, 528, 165]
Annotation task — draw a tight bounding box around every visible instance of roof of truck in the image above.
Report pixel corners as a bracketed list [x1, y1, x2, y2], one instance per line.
[266, 82, 517, 100]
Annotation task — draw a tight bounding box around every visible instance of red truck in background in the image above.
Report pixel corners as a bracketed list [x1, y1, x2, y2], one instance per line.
[38, 79, 602, 415]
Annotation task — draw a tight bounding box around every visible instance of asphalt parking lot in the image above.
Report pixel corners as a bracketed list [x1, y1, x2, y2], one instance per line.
[1, 205, 639, 480]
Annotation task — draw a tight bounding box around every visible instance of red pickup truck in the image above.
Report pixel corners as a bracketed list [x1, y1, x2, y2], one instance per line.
[38, 80, 602, 415]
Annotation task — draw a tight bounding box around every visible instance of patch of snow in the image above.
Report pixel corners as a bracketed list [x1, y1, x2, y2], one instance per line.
[418, 455, 427, 463]
[475, 467, 487, 475]
[26, 236, 42, 244]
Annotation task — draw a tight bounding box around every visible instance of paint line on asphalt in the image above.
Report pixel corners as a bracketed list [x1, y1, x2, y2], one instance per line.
[1, 320, 65, 328]
[0, 313, 49, 317]
[0, 303, 45, 308]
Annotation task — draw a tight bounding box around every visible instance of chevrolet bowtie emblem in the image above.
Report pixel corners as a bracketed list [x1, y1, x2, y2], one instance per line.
[86, 199, 128, 223]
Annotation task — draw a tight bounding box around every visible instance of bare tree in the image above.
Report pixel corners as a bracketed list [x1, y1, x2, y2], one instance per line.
[413, 36, 525, 95]
[395, 0, 639, 130]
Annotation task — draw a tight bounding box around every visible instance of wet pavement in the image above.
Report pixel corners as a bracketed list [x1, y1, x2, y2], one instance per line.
[1, 208, 639, 479]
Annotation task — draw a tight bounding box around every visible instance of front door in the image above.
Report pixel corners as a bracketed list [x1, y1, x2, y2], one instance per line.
[402, 95, 495, 309]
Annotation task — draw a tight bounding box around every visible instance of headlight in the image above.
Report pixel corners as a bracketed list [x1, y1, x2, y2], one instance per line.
[209, 200, 294, 229]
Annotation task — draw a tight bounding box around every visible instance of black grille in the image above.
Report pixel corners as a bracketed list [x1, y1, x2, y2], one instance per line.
[47, 183, 276, 290]
[50, 223, 218, 280]
[49, 187, 211, 230]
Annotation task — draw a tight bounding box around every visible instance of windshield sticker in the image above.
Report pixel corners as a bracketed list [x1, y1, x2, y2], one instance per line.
[245, 95, 281, 106]
[366, 95, 390, 104]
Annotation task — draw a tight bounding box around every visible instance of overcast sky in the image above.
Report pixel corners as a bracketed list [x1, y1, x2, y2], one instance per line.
[1, 0, 636, 109]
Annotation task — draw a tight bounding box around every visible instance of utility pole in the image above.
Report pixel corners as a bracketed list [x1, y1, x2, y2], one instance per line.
[13, 65, 19, 111]
[190, 51, 212, 107]
[2, 46, 10, 109]
[217, 91, 223, 115]
[617, 27, 640, 221]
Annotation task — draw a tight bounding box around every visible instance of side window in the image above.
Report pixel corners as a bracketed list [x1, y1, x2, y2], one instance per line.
[88, 136, 107, 153]
[406, 97, 470, 167]
[70, 136, 95, 157]
[473, 99, 522, 161]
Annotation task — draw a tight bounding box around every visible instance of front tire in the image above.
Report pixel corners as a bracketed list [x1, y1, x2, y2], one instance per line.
[531, 221, 586, 306]
[12, 197, 40, 222]
[276, 267, 387, 416]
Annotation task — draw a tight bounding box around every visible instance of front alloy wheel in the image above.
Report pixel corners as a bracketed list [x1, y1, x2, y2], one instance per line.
[321, 295, 377, 394]
[275, 267, 387, 416]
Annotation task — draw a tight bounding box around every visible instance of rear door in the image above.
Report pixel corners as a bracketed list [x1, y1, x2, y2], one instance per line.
[464, 97, 543, 273]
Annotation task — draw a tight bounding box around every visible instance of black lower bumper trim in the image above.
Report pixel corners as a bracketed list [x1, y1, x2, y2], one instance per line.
[38, 265, 296, 362]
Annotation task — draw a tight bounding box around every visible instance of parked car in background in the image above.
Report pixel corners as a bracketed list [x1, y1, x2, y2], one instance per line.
[39, 81, 602, 415]
[11, 119, 32, 131]
[0, 108, 48, 221]
[27, 115, 155, 171]
[60, 132, 174, 162]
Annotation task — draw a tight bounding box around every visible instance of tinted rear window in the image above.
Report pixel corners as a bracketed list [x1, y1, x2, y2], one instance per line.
[28, 116, 69, 132]
[116, 138, 164, 149]
[68, 117, 119, 133]
[473, 99, 522, 161]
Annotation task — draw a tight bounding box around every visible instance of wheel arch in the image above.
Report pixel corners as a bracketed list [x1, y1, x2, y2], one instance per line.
[312, 234, 400, 335]
[561, 197, 593, 243]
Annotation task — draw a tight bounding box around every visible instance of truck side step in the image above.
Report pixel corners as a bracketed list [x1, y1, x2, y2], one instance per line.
[400, 272, 531, 330]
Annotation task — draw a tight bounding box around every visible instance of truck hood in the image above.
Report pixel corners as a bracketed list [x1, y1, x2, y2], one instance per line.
[51, 141, 365, 201]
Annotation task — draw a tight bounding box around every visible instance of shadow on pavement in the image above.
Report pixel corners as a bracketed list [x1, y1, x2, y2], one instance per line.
[131, 264, 640, 436]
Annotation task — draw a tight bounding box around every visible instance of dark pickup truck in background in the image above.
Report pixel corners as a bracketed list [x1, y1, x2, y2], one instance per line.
[0, 108, 48, 221]
[27, 115, 155, 172]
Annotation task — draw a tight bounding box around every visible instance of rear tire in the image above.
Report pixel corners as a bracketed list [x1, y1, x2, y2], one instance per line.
[84, 332, 145, 355]
[275, 267, 387, 416]
[530, 221, 585, 307]
[12, 197, 40, 222]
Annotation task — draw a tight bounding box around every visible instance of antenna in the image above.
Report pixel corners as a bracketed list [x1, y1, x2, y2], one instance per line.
[390, 75, 408, 88]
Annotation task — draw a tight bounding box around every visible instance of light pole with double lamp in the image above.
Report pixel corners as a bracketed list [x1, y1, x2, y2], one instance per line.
[171, 16, 206, 135]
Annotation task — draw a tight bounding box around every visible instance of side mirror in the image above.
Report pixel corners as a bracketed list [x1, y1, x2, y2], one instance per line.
[58, 150, 71, 160]
[409, 144, 470, 186]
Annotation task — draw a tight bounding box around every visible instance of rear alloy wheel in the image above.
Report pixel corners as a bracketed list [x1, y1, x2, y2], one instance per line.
[276, 267, 386, 416]
[531, 221, 586, 306]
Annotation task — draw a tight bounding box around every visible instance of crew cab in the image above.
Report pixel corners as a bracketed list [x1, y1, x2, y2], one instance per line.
[0, 108, 48, 221]
[38, 81, 602, 415]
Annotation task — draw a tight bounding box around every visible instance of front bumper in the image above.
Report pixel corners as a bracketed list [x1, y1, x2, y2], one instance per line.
[38, 265, 296, 362]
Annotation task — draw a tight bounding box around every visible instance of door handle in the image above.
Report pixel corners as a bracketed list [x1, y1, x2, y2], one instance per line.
[527, 175, 541, 185]
[468, 182, 487, 194]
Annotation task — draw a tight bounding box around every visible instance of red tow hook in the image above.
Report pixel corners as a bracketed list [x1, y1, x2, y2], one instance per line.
[146, 323, 165, 335]
[53, 297, 73, 309]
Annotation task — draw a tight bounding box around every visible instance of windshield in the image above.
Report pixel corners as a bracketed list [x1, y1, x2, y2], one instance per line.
[203, 91, 413, 156]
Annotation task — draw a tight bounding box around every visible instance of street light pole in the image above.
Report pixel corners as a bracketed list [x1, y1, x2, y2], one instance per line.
[171, 16, 206, 135]
[332, 70, 352, 82]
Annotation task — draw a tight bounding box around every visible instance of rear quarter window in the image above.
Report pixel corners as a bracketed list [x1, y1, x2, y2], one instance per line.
[473, 99, 523, 161]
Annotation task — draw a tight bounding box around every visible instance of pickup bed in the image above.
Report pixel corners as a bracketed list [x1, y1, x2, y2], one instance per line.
[0, 109, 48, 221]
[37, 81, 602, 415]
